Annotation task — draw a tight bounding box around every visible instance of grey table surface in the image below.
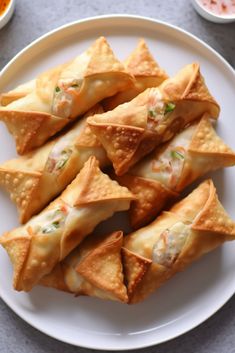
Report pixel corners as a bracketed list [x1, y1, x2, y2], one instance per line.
[0, 1, 235, 352]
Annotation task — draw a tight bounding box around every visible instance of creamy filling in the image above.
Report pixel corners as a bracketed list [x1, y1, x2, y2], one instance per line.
[45, 119, 85, 173]
[46, 148, 73, 173]
[132, 124, 196, 189]
[29, 204, 70, 235]
[29, 197, 129, 238]
[17, 193, 130, 275]
[152, 222, 190, 267]
[52, 78, 83, 118]
[147, 90, 177, 132]
[29, 203, 96, 237]
[151, 146, 185, 189]
[147, 90, 165, 129]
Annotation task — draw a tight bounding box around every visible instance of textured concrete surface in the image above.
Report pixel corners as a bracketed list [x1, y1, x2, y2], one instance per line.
[0, 1, 235, 352]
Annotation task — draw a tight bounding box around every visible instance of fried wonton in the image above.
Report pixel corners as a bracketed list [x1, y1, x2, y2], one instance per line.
[117, 114, 235, 228]
[0, 157, 134, 291]
[88, 63, 220, 175]
[0, 105, 109, 223]
[0, 37, 134, 154]
[123, 179, 235, 303]
[40, 231, 129, 302]
[103, 39, 168, 110]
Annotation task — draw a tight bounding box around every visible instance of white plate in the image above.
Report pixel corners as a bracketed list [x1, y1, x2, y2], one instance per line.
[0, 15, 235, 351]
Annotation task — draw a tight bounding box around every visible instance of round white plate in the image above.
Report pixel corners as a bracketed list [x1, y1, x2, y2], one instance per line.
[0, 15, 235, 351]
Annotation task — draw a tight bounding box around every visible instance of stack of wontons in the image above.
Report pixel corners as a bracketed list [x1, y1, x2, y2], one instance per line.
[1, 37, 235, 304]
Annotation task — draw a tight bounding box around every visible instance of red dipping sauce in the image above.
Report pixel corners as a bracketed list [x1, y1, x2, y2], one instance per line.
[199, 0, 235, 15]
[0, 0, 11, 17]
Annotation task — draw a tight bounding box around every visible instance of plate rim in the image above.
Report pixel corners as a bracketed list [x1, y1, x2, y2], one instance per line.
[1, 14, 234, 78]
[0, 14, 235, 351]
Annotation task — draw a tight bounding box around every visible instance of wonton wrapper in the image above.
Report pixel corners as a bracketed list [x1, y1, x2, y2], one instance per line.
[41, 231, 138, 303]
[123, 179, 235, 303]
[117, 114, 235, 228]
[88, 63, 220, 175]
[0, 157, 134, 292]
[103, 39, 168, 111]
[0, 79, 36, 106]
[0, 37, 134, 154]
[0, 105, 110, 223]
[41, 230, 150, 303]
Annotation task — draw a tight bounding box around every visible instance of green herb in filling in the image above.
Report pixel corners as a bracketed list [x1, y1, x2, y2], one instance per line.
[171, 150, 184, 160]
[42, 221, 60, 234]
[149, 109, 157, 117]
[164, 102, 176, 114]
[54, 207, 63, 216]
[55, 149, 72, 170]
[56, 158, 68, 169]
[55, 86, 61, 92]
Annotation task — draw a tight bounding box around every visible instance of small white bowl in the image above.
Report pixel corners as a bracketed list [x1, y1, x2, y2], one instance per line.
[0, 0, 15, 30]
[192, 0, 235, 23]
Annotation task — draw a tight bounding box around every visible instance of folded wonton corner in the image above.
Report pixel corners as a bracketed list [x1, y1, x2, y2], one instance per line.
[0, 37, 134, 154]
[116, 113, 235, 228]
[41, 230, 152, 303]
[88, 63, 220, 175]
[41, 231, 125, 302]
[123, 179, 235, 303]
[103, 38, 168, 111]
[0, 104, 109, 223]
[0, 156, 134, 292]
